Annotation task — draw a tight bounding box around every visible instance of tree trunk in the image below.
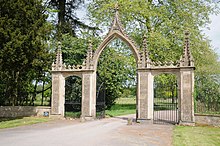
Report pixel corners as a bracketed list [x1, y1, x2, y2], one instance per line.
[41, 73, 46, 105]
[57, 0, 66, 38]
[31, 79, 38, 106]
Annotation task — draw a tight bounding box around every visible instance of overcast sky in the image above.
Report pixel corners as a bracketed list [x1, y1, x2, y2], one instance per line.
[204, 13, 220, 54]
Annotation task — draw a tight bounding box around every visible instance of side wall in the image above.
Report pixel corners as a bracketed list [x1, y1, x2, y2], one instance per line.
[195, 114, 220, 127]
[0, 106, 51, 118]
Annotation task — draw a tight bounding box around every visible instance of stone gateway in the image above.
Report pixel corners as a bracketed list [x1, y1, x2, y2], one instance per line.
[51, 8, 195, 125]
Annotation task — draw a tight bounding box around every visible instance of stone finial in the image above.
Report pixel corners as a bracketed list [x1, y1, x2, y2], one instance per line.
[84, 40, 94, 69]
[52, 42, 63, 70]
[142, 34, 151, 68]
[180, 31, 194, 67]
[114, 3, 119, 11]
[142, 34, 147, 50]
[56, 42, 63, 65]
[108, 3, 125, 34]
[88, 40, 93, 56]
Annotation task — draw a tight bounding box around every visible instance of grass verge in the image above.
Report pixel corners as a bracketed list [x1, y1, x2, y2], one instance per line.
[105, 103, 136, 117]
[105, 98, 136, 117]
[0, 117, 51, 129]
[173, 125, 220, 146]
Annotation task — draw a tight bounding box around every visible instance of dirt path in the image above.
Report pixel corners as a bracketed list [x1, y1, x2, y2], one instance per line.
[0, 115, 173, 146]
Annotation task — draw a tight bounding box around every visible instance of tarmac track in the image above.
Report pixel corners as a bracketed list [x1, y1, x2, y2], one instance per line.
[0, 115, 173, 146]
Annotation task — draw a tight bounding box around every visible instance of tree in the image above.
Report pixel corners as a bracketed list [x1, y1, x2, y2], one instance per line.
[0, 0, 52, 105]
[88, 0, 220, 70]
[88, 0, 220, 111]
[47, 0, 97, 38]
[195, 74, 220, 113]
[97, 39, 136, 108]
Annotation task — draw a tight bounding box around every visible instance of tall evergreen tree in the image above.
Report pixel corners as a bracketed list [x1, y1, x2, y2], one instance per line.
[47, 0, 97, 37]
[0, 0, 52, 105]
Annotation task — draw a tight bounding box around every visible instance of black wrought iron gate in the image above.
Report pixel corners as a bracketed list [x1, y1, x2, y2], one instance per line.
[64, 76, 82, 118]
[153, 78, 178, 124]
[96, 74, 106, 119]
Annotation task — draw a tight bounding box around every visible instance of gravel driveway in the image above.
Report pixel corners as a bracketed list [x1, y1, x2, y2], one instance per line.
[0, 115, 173, 146]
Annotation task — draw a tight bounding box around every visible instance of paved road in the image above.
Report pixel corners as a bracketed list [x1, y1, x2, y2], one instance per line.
[0, 115, 173, 146]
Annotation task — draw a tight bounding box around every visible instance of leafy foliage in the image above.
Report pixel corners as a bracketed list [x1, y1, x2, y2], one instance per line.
[154, 74, 177, 100]
[0, 0, 52, 105]
[97, 39, 136, 109]
[88, 0, 220, 70]
[195, 74, 220, 113]
[88, 0, 220, 112]
[61, 33, 88, 65]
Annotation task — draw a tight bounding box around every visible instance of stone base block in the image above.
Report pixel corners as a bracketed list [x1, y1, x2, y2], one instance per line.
[179, 121, 195, 126]
[50, 114, 64, 119]
[136, 119, 153, 124]
[80, 116, 94, 122]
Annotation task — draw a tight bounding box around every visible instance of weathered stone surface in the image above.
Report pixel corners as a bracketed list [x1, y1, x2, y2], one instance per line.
[137, 70, 153, 120]
[179, 68, 195, 124]
[51, 73, 65, 116]
[195, 114, 220, 127]
[0, 106, 51, 118]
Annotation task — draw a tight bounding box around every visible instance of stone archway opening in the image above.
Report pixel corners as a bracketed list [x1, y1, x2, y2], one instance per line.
[96, 38, 137, 118]
[64, 76, 82, 118]
[153, 73, 179, 124]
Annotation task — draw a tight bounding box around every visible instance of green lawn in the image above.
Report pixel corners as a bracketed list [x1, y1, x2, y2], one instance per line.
[105, 103, 136, 117]
[173, 125, 220, 146]
[105, 97, 136, 117]
[0, 117, 51, 129]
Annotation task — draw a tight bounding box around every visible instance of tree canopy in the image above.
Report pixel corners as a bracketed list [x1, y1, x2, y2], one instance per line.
[0, 0, 52, 105]
[88, 0, 220, 73]
[87, 0, 220, 111]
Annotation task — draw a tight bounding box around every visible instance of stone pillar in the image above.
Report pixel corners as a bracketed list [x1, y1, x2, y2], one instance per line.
[179, 67, 195, 125]
[51, 72, 65, 117]
[137, 70, 153, 121]
[81, 71, 96, 120]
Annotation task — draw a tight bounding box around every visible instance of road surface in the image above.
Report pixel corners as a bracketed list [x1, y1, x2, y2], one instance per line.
[0, 115, 173, 146]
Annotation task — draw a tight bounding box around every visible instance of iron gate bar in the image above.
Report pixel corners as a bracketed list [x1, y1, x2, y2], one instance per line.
[153, 78, 178, 124]
[96, 74, 106, 119]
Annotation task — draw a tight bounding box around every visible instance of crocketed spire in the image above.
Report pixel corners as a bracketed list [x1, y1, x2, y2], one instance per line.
[180, 31, 194, 67]
[52, 42, 63, 70]
[108, 3, 125, 35]
[142, 34, 151, 68]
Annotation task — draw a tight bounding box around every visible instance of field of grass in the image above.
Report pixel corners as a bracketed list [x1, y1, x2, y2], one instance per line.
[105, 97, 136, 117]
[0, 117, 51, 129]
[105, 104, 136, 117]
[173, 125, 220, 146]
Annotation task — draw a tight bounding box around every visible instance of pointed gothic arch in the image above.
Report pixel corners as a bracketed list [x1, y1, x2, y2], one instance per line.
[93, 31, 140, 70]
[91, 6, 141, 70]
